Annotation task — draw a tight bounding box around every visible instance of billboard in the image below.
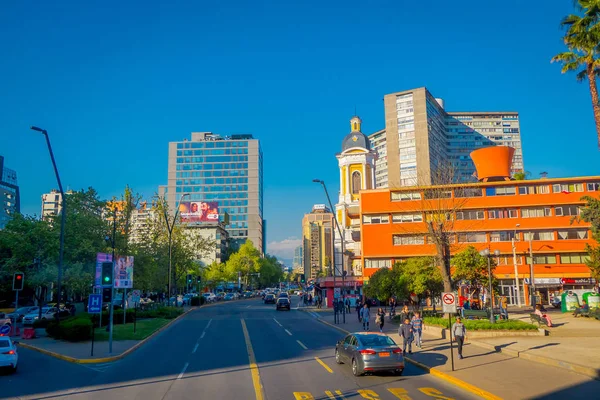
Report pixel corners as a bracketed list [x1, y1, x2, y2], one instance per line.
[179, 201, 219, 223]
[114, 256, 134, 288]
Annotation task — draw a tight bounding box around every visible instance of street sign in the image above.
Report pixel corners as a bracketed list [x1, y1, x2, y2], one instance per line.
[0, 325, 11, 335]
[333, 288, 341, 299]
[88, 294, 102, 314]
[132, 290, 141, 305]
[442, 292, 457, 314]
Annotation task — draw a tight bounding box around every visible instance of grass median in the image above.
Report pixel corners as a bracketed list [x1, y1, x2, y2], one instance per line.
[93, 318, 169, 341]
[424, 316, 538, 330]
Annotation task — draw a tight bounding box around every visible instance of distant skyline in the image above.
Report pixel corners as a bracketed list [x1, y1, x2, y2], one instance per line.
[2, 0, 600, 262]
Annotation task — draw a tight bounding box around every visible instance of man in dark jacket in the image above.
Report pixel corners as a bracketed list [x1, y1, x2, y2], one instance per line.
[398, 318, 414, 354]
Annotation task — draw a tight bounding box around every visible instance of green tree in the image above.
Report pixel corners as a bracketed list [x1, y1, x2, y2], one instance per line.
[257, 255, 284, 288]
[396, 257, 443, 309]
[552, 0, 600, 148]
[512, 171, 531, 180]
[363, 265, 409, 303]
[451, 246, 498, 292]
[580, 195, 600, 281]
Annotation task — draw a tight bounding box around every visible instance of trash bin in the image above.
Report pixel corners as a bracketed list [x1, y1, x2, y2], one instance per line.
[562, 291, 580, 312]
[584, 292, 600, 310]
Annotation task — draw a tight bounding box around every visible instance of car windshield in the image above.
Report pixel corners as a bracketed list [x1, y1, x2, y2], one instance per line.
[279, 293, 288, 297]
[357, 334, 396, 347]
[15, 307, 29, 313]
[0, 339, 10, 348]
[266, 294, 274, 299]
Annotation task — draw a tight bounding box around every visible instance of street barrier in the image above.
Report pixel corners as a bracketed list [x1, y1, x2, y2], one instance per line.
[21, 327, 35, 339]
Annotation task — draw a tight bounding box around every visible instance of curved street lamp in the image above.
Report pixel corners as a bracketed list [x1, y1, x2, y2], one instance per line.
[164, 193, 190, 298]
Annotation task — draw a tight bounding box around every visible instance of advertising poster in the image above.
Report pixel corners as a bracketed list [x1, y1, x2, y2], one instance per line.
[179, 201, 219, 223]
[114, 256, 134, 288]
[95, 252, 112, 287]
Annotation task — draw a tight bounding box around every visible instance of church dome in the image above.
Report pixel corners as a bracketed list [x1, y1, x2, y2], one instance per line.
[342, 116, 370, 152]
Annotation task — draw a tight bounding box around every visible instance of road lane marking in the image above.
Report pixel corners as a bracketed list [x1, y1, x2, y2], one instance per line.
[419, 388, 454, 399]
[200, 331, 206, 339]
[315, 357, 333, 373]
[241, 319, 264, 400]
[358, 389, 380, 399]
[205, 319, 213, 330]
[246, 305, 251, 308]
[296, 340, 308, 350]
[335, 390, 347, 399]
[177, 362, 189, 380]
[192, 343, 199, 354]
[324, 391, 336, 399]
[293, 393, 315, 400]
[388, 388, 412, 399]
[285, 329, 293, 336]
[273, 317, 282, 327]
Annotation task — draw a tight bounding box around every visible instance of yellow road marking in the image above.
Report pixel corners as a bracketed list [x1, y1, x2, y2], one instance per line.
[388, 388, 412, 399]
[296, 340, 308, 350]
[335, 390, 347, 399]
[241, 319, 263, 400]
[324, 391, 336, 399]
[293, 393, 315, 400]
[315, 357, 333, 373]
[419, 388, 454, 399]
[358, 389, 380, 399]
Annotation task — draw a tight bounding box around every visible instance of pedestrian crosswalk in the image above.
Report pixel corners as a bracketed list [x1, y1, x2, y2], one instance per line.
[294, 387, 457, 399]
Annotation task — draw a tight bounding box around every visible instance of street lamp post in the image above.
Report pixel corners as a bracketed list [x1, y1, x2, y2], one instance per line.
[163, 193, 190, 300]
[106, 206, 117, 353]
[313, 179, 344, 322]
[30, 126, 66, 322]
[528, 235, 536, 309]
[479, 249, 501, 324]
[512, 224, 522, 307]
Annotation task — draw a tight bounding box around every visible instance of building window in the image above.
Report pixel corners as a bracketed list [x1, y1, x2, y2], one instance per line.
[496, 256, 523, 265]
[351, 171, 361, 194]
[521, 207, 551, 218]
[391, 191, 422, 201]
[454, 187, 483, 198]
[518, 185, 550, 195]
[364, 259, 392, 269]
[526, 255, 557, 264]
[557, 229, 589, 240]
[455, 210, 485, 220]
[561, 253, 591, 264]
[490, 231, 516, 242]
[524, 231, 554, 241]
[552, 183, 584, 193]
[587, 182, 600, 191]
[486, 187, 516, 196]
[555, 205, 581, 217]
[392, 213, 423, 223]
[363, 215, 390, 224]
[488, 209, 518, 219]
[393, 235, 425, 245]
[424, 190, 452, 199]
[457, 232, 487, 243]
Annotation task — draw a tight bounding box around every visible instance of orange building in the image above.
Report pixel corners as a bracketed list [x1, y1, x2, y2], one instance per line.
[359, 147, 599, 306]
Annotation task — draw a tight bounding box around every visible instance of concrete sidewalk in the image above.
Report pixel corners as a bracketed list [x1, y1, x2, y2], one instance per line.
[19, 336, 138, 362]
[313, 310, 600, 399]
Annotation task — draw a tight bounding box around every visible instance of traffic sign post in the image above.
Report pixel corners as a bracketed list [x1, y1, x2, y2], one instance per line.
[0, 325, 11, 336]
[442, 292, 457, 372]
[13, 273, 24, 317]
[88, 294, 102, 314]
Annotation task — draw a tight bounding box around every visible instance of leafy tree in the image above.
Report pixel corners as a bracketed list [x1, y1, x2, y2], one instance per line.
[552, 0, 600, 148]
[580, 195, 600, 281]
[513, 171, 531, 180]
[257, 254, 284, 288]
[395, 257, 443, 308]
[451, 246, 498, 292]
[363, 265, 409, 303]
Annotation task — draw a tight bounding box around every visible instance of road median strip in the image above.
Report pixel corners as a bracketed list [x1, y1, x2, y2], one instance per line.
[241, 319, 264, 400]
[19, 306, 195, 364]
[315, 316, 501, 400]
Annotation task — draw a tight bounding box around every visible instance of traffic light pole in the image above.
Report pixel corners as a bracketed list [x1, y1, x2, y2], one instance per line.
[109, 208, 117, 354]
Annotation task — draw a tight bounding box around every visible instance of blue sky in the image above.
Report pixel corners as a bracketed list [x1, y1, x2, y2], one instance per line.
[2, 0, 598, 263]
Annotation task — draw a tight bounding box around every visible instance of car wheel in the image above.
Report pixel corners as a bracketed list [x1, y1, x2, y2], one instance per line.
[11, 366, 17, 374]
[352, 358, 362, 376]
[335, 349, 343, 364]
[394, 368, 404, 376]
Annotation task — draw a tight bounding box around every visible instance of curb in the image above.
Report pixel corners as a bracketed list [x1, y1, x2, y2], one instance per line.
[315, 317, 501, 400]
[470, 339, 600, 381]
[19, 307, 195, 364]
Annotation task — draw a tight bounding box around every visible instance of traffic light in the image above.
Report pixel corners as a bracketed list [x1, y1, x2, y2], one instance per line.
[187, 274, 192, 284]
[196, 276, 201, 284]
[102, 287, 112, 303]
[13, 273, 24, 291]
[101, 262, 113, 286]
[300, 274, 305, 283]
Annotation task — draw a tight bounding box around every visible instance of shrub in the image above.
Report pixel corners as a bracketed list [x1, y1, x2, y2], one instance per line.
[98, 309, 135, 326]
[137, 306, 183, 320]
[46, 314, 93, 341]
[423, 316, 538, 331]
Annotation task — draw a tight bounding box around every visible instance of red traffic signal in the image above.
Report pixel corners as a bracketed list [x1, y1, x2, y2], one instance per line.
[13, 273, 24, 291]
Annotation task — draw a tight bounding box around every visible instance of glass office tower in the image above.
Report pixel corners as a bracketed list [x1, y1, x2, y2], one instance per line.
[162, 132, 264, 254]
[0, 156, 19, 229]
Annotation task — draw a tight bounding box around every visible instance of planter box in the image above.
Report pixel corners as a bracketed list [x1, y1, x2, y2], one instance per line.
[423, 324, 545, 338]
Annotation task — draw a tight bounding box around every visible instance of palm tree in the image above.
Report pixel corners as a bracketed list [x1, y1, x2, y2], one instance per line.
[552, 0, 600, 148]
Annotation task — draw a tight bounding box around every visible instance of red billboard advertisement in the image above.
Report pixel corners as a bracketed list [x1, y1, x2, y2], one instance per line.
[179, 201, 219, 223]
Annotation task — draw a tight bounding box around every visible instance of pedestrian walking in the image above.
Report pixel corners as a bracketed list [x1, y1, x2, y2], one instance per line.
[452, 317, 467, 359]
[356, 302, 362, 322]
[398, 318, 414, 354]
[399, 305, 413, 323]
[411, 312, 423, 348]
[360, 304, 370, 331]
[345, 297, 351, 314]
[375, 307, 385, 332]
[500, 295, 508, 320]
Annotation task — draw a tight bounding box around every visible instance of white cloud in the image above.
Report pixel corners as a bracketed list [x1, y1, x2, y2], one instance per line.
[267, 237, 302, 260]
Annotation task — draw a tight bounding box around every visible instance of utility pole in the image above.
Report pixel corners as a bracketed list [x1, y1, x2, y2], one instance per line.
[109, 206, 117, 354]
[511, 237, 522, 307]
[529, 235, 535, 309]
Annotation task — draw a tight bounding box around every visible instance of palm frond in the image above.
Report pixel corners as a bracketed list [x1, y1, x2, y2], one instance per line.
[561, 14, 582, 28]
[577, 69, 589, 81]
[551, 51, 578, 63]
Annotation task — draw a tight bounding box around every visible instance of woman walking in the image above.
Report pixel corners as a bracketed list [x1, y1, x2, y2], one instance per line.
[376, 307, 386, 332]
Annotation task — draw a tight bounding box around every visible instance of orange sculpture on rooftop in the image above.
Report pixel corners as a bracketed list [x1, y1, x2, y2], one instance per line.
[470, 146, 515, 182]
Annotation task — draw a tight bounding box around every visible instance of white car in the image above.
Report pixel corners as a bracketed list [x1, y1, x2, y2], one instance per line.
[202, 293, 216, 302]
[0, 337, 18, 373]
[22, 307, 58, 324]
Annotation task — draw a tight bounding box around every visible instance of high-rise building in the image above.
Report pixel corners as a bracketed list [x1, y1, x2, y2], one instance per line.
[129, 201, 157, 244]
[0, 156, 19, 228]
[162, 132, 264, 254]
[293, 246, 303, 269]
[41, 189, 75, 221]
[369, 87, 524, 187]
[302, 204, 334, 280]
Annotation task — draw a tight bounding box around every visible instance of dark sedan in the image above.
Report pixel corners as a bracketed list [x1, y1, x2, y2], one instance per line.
[276, 297, 291, 310]
[264, 294, 276, 304]
[335, 332, 404, 376]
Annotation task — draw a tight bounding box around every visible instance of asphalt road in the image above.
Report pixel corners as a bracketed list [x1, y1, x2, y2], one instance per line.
[1, 296, 481, 400]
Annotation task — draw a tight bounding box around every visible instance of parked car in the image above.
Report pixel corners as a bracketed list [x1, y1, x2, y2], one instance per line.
[0, 337, 18, 373]
[202, 293, 216, 302]
[6, 307, 39, 323]
[551, 297, 561, 309]
[224, 293, 234, 301]
[22, 307, 59, 324]
[335, 332, 404, 376]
